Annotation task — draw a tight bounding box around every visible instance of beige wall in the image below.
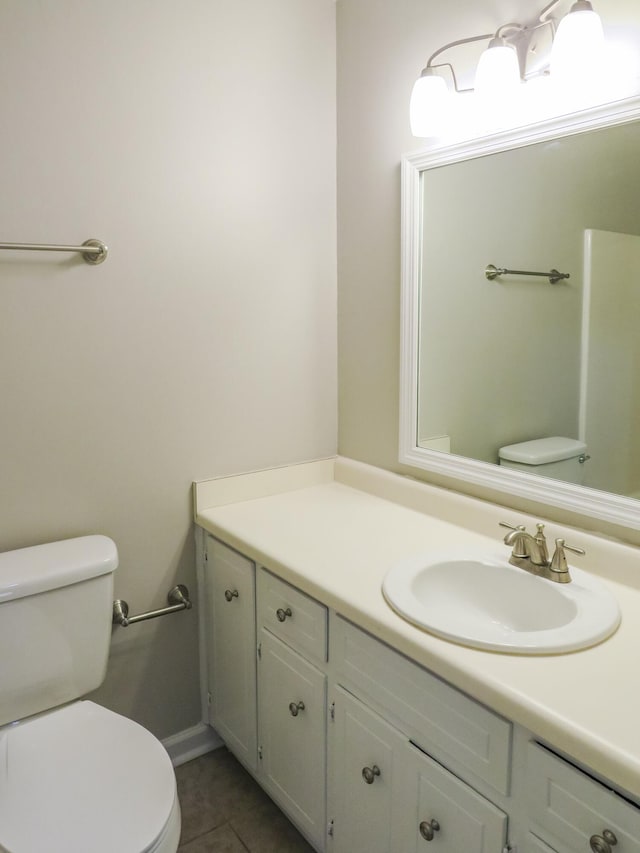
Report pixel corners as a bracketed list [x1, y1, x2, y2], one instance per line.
[0, 0, 337, 739]
[336, 0, 640, 543]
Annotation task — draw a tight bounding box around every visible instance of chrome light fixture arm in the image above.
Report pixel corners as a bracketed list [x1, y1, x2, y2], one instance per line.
[421, 33, 493, 92]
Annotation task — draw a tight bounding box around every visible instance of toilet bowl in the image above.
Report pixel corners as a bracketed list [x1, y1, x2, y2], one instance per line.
[0, 702, 180, 853]
[0, 536, 181, 853]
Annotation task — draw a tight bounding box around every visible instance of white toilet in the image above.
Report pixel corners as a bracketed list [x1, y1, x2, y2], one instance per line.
[0, 535, 181, 853]
[498, 436, 589, 484]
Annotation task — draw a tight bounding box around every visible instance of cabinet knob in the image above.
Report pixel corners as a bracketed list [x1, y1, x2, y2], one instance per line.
[288, 700, 305, 717]
[419, 819, 441, 842]
[590, 830, 618, 853]
[224, 589, 239, 602]
[276, 606, 292, 622]
[361, 765, 381, 784]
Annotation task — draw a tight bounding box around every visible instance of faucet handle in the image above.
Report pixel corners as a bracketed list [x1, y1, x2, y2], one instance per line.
[550, 538, 585, 575]
[533, 523, 549, 564]
[499, 521, 526, 533]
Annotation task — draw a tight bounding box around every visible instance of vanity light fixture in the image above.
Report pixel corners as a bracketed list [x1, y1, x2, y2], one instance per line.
[550, 0, 605, 84]
[410, 0, 605, 136]
[474, 33, 522, 97]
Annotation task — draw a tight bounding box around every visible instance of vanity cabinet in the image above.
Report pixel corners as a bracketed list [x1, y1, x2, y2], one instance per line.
[328, 619, 509, 852]
[203, 544, 329, 850]
[329, 686, 507, 853]
[256, 567, 328, 852]
[202, 535, 257, 772]
[199, 531, 640, 853]
[330, 614, 512, 797]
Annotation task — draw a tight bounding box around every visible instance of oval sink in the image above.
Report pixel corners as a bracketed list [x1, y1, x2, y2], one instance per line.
[382, 552, 621, 654]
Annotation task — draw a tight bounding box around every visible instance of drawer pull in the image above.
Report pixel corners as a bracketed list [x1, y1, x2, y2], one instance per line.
[419, 819, 441, 842]
[362, 765, 381, 784]
[276, 606, 293, 622]
[590, 830, 618, 853]
[224, 589, 239, 602]
[289, 700, 305, 717]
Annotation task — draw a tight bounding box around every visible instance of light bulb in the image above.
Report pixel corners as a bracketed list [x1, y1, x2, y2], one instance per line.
[551, 0, 604, 85]
[409, 70, 450, 137]
[474, 39, 521, 97]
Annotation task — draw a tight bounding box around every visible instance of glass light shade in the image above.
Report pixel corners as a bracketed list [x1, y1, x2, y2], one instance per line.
[474, 43, 520, 97]
[410, 72, 449, 137]
[551, 2, 604, 84]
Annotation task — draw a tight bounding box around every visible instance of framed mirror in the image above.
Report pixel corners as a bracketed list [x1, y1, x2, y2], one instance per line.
[400, 95, 640, 530]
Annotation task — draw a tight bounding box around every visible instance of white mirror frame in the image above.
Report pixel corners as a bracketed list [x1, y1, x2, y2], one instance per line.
[400, 94, 640, 531]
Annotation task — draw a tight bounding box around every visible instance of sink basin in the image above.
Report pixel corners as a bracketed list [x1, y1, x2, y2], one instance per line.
[382, 551, 621, 654]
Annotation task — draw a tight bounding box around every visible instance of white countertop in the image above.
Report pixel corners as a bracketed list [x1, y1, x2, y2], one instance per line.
[194, 456, 640, 800]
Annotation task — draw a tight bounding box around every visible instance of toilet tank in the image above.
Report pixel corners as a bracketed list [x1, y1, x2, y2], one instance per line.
[498, 436, 588, 484]
[0, 535, 118, 726]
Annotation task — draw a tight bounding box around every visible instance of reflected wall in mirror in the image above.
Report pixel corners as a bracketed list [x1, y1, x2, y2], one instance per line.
[400, 97, 640, 530]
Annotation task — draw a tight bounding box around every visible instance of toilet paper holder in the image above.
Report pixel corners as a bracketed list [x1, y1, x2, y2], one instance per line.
[112, 584, 192, 627]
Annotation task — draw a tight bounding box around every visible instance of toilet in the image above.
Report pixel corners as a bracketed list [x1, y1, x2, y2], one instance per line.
[0, 535, 181, 853]
[498, 436, 589, 484]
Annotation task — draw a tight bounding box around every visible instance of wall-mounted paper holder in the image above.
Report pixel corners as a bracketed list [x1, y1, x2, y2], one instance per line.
[112, 584, 192, 627]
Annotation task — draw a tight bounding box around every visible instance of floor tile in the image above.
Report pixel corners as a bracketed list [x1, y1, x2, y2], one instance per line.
[230, 795, 315, 853]
[176, 749, 263, 845]
[179, 823, 248, 852]
[176, 748, 314, 852]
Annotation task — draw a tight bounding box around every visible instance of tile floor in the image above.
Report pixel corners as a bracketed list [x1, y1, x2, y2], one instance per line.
[175, 747, 315, 852]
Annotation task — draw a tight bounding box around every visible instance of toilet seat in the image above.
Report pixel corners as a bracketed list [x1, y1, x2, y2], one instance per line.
[0, 700, 180, 853]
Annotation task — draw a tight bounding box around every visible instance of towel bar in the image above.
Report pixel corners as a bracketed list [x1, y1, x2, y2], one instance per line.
[0, 238, 108, 265]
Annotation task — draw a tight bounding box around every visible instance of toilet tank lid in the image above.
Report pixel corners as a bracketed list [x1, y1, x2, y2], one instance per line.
[0, 535, 118, 603]
[499, 436, 587, 465]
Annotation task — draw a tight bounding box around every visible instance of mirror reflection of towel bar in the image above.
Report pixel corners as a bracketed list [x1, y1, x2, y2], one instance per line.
[485, 263, 570, 284]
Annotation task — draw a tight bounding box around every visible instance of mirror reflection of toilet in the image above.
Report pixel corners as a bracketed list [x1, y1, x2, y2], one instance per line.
[0, 536, 181, 853]
[498, 436, 589, 484]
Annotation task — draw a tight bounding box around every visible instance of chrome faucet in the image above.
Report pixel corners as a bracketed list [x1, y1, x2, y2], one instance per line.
[499, 522, 585, 584]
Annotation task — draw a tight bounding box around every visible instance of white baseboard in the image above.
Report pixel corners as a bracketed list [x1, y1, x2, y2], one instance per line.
[162, 722, 223, 767]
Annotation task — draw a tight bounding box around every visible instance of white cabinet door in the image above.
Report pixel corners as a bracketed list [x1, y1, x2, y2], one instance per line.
[527, 743, 640, 853]
[522, 835, 559, 853]
[258, 629, 326, 851]
[204, 536, 257, 771]
[329, 687, 407, 853]
[401, 742, 508, 853]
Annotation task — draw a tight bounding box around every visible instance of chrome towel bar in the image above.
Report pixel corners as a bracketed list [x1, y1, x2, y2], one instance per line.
[485, 263, 570, 284]
[112, 584, 192, 627]
[0, 238, 108, 265]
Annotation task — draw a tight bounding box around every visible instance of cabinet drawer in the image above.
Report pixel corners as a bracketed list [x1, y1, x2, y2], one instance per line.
[257, 568, 327, 663]
[527, 742, 640, 852]
[332, 615, 511, 794]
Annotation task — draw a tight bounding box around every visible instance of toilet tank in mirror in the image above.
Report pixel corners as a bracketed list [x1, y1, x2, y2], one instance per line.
[400, 95, 640, 530]
[0, 535, 118, 726]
